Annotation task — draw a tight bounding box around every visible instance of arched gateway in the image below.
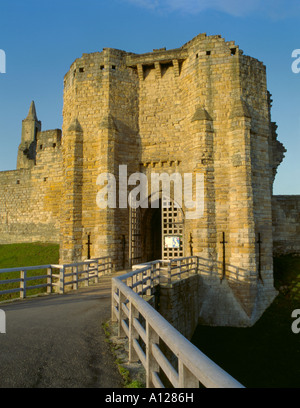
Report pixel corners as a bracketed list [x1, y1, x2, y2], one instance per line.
[129, 194, 185, 266]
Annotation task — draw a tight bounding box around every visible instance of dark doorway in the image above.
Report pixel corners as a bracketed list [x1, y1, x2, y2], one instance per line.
[150, 208, 162, 261]
[141, 205, 162, 262]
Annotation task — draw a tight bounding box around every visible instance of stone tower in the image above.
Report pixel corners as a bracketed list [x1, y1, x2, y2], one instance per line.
[17, 101, 41, 169]
[59, 33, 285, 324]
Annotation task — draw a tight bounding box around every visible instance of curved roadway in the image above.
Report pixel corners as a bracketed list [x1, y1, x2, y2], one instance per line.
[0, 276, 123, 388]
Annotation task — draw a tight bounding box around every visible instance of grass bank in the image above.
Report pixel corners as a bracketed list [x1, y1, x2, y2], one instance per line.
[0, 243, 59, 301]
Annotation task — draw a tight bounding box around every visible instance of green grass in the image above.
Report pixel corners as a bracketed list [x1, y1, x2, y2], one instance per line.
[102, 321, 146, 388]
[191, 255, 300, 388]
[0, 243, 59, 301]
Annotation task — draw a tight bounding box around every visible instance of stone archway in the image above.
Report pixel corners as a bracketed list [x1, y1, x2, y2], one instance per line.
[129, 193, 185, 265]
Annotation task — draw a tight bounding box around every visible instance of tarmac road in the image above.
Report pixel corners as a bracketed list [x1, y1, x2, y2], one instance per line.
[0, 277, 123, 388]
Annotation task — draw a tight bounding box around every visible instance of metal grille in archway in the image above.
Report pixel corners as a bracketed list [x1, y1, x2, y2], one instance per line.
[129, 195, 185, 266]
[162, 196, 184, 260]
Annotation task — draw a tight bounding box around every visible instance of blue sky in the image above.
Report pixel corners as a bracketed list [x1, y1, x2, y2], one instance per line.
[0, 0, 299, 195]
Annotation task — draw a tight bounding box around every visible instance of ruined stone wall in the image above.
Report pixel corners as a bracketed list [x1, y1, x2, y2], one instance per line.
[272, 195, 300, 255]
[0, 129, 63, 244]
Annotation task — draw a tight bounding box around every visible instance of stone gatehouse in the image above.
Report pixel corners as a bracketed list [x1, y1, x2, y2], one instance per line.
[0, 33, 298, 324]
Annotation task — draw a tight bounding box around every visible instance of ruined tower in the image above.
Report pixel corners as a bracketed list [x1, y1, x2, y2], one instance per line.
[17, 101, 41, 169]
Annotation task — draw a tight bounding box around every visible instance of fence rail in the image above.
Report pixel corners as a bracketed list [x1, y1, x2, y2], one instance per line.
[112, 256, 244, 388]
[0, 257, 112, 300]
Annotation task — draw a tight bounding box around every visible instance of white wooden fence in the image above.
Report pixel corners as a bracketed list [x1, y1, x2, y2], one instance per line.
[0, 257, 112, 299]
[111, 257, 244, 388]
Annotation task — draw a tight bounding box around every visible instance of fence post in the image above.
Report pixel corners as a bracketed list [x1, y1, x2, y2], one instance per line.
[129, 302, 140, 363]
[149, 264, 155, 296]
[85, 263, 89, 287]
[189, 257, 192, 275]
[95, 259, 99, 283]
[20, 270, 26, 299]
[156, 261, 161, 286]
[136, 272, 140, 294]
[141, 271, 144, 297]
[178, 361, 199, 388]
[60, 266, 65, 294]
[177, 259, 181, 280]
[111, 280, 117, 322]
[118, 291, 126, 337]
[73, 265, 78, 291]
[131, 275, 134, 291]
[196, 256, 200, 275]
[168, 262, 172, 285]
[146, 321, 160, 388]
[105, 257, 109, 275]
[47, 267, 52, 294]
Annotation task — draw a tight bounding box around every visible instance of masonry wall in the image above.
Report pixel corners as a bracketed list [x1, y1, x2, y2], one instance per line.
[272, 195, 300, 255]
[60, 49, 139, 265]
[58, 33, 284, 320]
[0, 129, 63, 244]
[127, 34, 278, 280]
[158, 276, 200, 340]
[157, 272, 268, 335]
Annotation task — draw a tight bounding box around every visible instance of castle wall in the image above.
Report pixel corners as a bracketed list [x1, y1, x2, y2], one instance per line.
[272, 195, 300, 255]
[0, 129, 63, 244]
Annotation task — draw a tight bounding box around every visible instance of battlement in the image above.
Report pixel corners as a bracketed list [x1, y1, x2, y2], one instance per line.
[62, 33, 266, 93]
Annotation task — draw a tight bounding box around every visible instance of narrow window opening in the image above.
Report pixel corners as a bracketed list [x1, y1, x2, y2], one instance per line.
[161, 61, 173, 76]
[16, 180, 20, 185]
[112, 65, 116, 70]
[196, 53, 199, 58]
[79, 67, 84, 73]
[143, 64, 155, 79]
[40, 144, 43, 150]
[53, 143, 56, 148]
[231, 48, 236, 55]
[206, 50, 211, 56]
[100, 65, 104, 70]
